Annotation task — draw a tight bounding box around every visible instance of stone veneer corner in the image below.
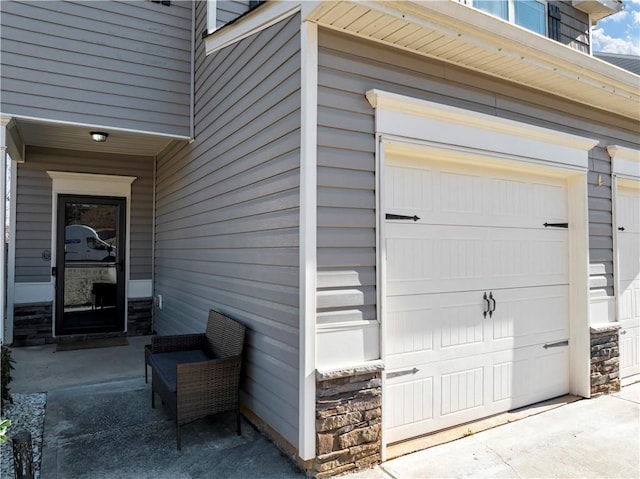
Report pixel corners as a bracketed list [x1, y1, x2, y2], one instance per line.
[590, 324, 621, 396]
[313, 361, 384, 478]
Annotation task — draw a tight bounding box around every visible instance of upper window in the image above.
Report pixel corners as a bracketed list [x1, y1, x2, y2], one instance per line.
[473, 0, 547, 36]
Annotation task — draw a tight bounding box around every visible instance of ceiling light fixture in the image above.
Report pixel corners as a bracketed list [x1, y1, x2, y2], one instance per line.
[90, 131, 109, 142]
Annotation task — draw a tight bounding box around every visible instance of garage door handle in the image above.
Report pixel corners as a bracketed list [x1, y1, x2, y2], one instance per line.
[483, 292, 490, 318]
[543, 222, 568, 228]
[618, 226, 625, 231]
[489, 292, 496, 318]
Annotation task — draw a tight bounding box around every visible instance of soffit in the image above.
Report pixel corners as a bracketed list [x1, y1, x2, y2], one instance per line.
[13, 118, 177, 158]
[304, 0, 639, 122]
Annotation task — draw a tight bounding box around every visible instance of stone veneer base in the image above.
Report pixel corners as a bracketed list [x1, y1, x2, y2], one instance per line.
[313, 361, 384, 478]
[12, 298, 152, 346]
[590, 324, 621, 396]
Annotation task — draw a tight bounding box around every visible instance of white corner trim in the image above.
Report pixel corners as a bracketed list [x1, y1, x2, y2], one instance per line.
[366, 90, 599, 170]
[299, 20, 318, 462]
[205, 1, 301, 54]
[609, 145, 640, 180]
[14, 282, 55, 304]
[129, 280, 152, 299]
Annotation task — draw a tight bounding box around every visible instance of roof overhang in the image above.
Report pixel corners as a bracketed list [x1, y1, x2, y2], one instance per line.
[572, 0, 624, 24]
[1, 115, 186, 158]
[303, 0, 639, 122]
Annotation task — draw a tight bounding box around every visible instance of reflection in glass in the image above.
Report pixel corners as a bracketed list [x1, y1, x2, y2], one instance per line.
[62, 201, 120, 328]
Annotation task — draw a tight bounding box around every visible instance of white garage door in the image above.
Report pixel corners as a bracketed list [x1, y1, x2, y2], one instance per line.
[384, 158, 570, 444]
[617, 182, 640, 380]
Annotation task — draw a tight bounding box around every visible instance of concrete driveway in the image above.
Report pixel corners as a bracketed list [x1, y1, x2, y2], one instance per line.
[346, 383, 640, 479]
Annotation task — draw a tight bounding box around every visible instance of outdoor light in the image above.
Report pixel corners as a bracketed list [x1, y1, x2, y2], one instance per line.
[90, 131, 109, 142]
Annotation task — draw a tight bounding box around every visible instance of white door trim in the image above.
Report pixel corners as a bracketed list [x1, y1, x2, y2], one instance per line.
[47, 171, 136, 336]
[368, 90, 596, 455]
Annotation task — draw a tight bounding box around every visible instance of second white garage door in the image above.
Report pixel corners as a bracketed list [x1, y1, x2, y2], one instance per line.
[617, 181, 640, 380]
[384, 157, 570, 444]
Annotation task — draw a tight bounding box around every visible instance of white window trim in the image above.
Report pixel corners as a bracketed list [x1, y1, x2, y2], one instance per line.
[474, 0, 548, 36]
[207, 0, 217, 36]
[205, 1, 301, 54]
[47, 171, 136, 336]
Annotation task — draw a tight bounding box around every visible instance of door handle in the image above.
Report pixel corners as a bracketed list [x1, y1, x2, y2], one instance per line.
[483, 292, 490, 318]
[489, 292, 496, 318]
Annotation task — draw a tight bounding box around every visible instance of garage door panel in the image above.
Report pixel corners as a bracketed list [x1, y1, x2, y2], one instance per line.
[618, 235, 640, 283]
[387, 345, 569, 443]
[386, 225, 568, 295]
[619, 279, 640, 329]
[620, 326, 640, 378]
[490, 286, 569, 348]
[386, 286, 568, 373]
[492, 345, 569, 407]
[617, 188, 640, 233]
[385, 158, 570, 444]
[385, 162, 567, 230]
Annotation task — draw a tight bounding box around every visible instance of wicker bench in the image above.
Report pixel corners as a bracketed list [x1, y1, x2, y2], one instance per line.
[149, 310, 246, 450]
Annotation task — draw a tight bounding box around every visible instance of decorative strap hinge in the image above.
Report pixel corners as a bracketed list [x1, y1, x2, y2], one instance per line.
[386, 214, 420, 222]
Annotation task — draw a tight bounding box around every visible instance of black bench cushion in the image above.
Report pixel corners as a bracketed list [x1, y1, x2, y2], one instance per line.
[150, 350, 209, 392]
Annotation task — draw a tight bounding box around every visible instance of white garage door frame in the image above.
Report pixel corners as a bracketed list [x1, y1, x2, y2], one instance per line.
[609, 145, 640, 384]
[366, 90, 599, 457]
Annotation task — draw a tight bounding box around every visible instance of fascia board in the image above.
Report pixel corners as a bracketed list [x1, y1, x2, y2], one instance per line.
[324, 0, 639, 120]
[371, 1, 638, 94]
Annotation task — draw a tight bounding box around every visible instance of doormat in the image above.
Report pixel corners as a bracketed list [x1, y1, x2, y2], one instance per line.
[56, 337, 129, 352]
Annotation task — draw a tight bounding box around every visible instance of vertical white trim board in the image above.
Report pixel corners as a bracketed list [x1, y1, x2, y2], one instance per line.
[298, 19, 318, 461]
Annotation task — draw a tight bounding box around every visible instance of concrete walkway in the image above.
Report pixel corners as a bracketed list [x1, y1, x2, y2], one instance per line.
[10, 339, 640, 478]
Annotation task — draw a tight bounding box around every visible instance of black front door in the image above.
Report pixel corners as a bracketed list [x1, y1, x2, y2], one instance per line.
[55, 195, 126, 335]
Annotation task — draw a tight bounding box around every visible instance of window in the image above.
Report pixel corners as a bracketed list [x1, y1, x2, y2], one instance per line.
[473, 0, 547, 36]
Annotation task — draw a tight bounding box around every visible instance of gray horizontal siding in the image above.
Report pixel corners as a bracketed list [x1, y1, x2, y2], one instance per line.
[0, 0, 192, 136]
[217, 1, 251, 27]
[316, 28, 639, 320]
[154, 3, 300, 448]
[557, 1, 590, 53]
[15, 146, 154, 283]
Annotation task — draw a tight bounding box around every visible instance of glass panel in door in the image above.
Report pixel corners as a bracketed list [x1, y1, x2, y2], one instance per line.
[55, 195, 126, 335]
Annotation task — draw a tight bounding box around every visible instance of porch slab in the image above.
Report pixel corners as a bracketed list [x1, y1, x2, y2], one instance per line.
[41, 377, 305, 479]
